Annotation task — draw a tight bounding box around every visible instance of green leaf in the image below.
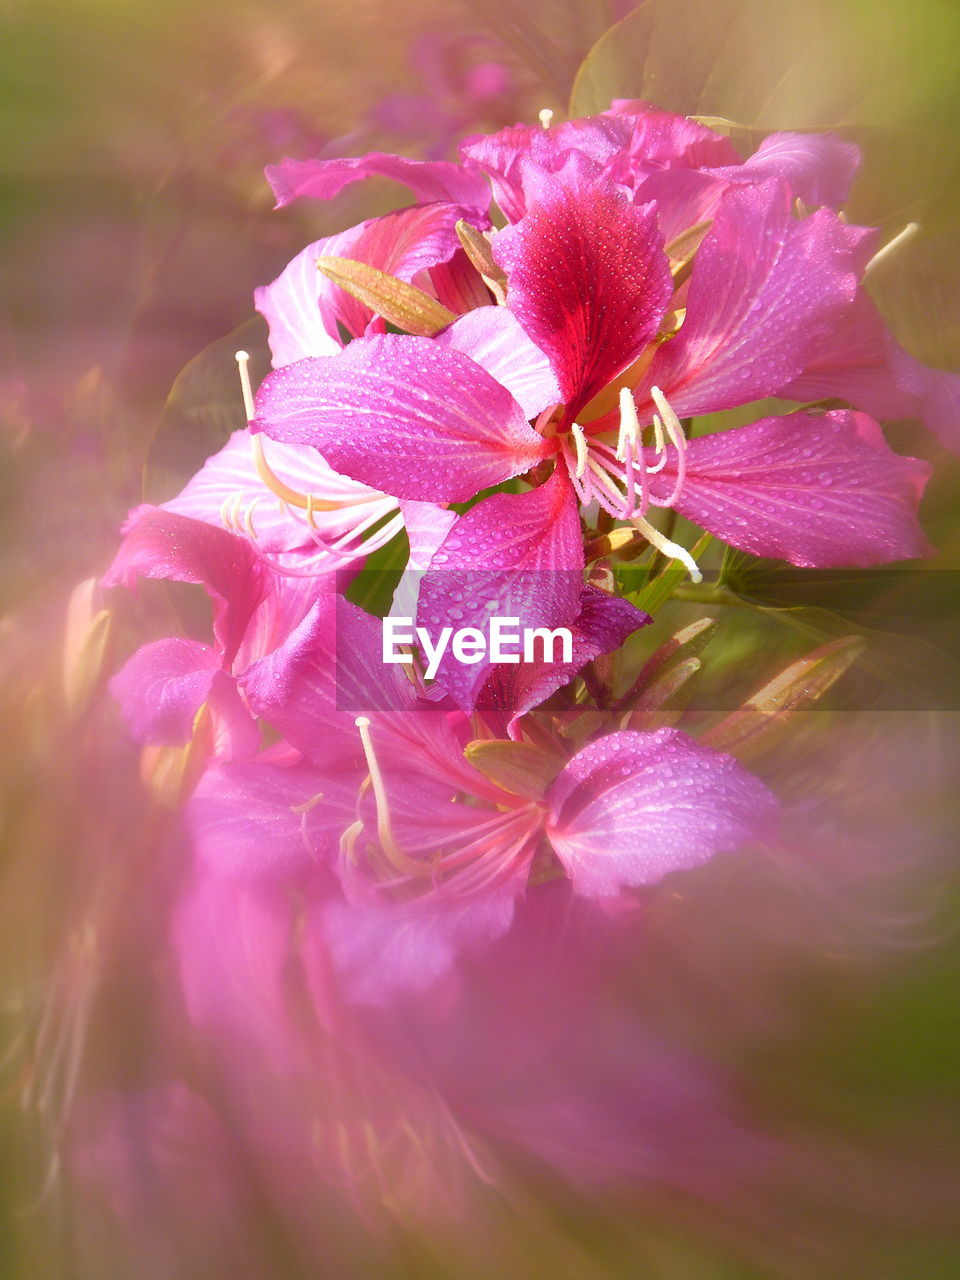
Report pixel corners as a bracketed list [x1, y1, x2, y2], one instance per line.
[570, 0, 959, 134]
[144, 317, 270, 504]
[569, 0, 960, 364]
[343, 528, 410, 617]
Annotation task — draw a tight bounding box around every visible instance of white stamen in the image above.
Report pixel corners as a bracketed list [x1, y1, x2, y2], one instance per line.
[242, 496, 261, 538]
[650, 412, 665, 458]
[538, 108, 554, 129]
[354, 716, 396, 855]
[354, 716, 427, 877]
[234, 350, 255, 422]
[633, 515, 702, 582]
[650, 386, 683, 448]
[570, 422, 589, 478]
[219, 494, 234, 531]
[650, 385, 688, 506]
[587, 455, 629, 507]
[864, 221, 920, 276]
[616, 386, 641, 461]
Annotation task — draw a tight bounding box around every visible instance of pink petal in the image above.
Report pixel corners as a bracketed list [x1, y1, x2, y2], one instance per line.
[605, 103, 742, 174]
[265, 152, 490, 214]
[254, 203, 469, 366]
[173, 871, 302, 1060]
[631, 167, 728, 244]
[710, 131, 861, 209]
[481, 586, 651, 736]
[461, 115, 633, 221]
[102, 507, 269, 665]
[781, 290, 960, 454]
[649, 409, 933, 567]
[392, 499, 459, 622]
[427, 250, 493, 314]
[319, 872, 523, 1004]
[110, 638, 220, 745]
[546, 728, 777, 898]
[187, 756, 352, 879]
[252, 335, 550, 502]
[641, 181, 859, 418]
[493, 162, 673, 421]
[241, 597, 472, 790]
[417, 469, 584, 710]
[110, 638, 260, 759]
[239, 598, 359, 769]
[435, 306, 561, 419]
[164, 429, 393, 557]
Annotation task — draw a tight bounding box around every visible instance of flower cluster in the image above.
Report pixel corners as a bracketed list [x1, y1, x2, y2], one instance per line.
[102, 100, 956, 1015]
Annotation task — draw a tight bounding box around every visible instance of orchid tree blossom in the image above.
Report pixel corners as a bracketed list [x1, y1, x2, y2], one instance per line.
[267, 100, 956, 453]
[149, 192, 497, 586]
[173, 595, 780, 1002]
[102, 505, 324, 762]
[252, 165, 932, 633]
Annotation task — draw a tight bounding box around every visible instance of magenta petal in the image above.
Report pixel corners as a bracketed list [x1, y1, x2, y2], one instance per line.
[650, 410, 933, 567]
[631, 168, 728, 244]
[255, 203, 468, 366]
[187, 756, 352, 879]
[265, 152, 490, 214]
[461, 115, 633, 221]
[252, 335, 550, 502]
[417, 469, 584, 710]
[710, 131, 861, 209]
[434, 307, 561, 419]
[239, 598, 356, 768]
[164, 429, 392, 558]
[493, 163, 673, 421]
[173, 871, 301, 1060]
[102, 507, 268, 666]
[240, 597, 468, 785]
[782, 291, 960, 454]
[110, 638, 220, 745]
[606, 103, 742, 173]
[482, 586, 651, 735]
[546, 729, 777, 898]
[392, 500, 459, 622]
[319, 873, 523, 1004]
[643, 181, 859, 417]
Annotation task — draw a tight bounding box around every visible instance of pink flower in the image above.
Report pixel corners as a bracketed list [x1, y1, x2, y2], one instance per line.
[172, 595, 780, 1001]
[102, 507, 324, 760]
[253, 167, 931, 606]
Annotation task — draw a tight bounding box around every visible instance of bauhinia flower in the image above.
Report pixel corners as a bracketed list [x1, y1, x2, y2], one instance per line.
[251, 164, 932, 631]
[175, 594, 780, 1001]
[102, 503, 324, 762]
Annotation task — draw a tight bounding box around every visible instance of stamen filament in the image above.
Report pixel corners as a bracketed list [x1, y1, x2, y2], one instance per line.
[632, 515, 703, 582]
[234, 350, 255, 421]
[252, 434, 372, 513]
[616, 386, 641, 461]
[650, 385, 687, 506]
[354, 717, 426, 877]
[570, 422, 589, 478]
[864, 221, 920, 276]
[237, 349, 380, 518]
